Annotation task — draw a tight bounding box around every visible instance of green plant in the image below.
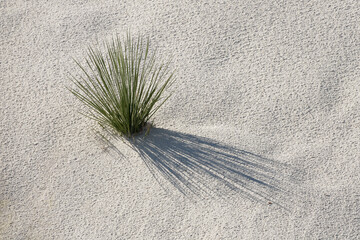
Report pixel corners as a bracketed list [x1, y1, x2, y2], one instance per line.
[69, 33, 175, 137]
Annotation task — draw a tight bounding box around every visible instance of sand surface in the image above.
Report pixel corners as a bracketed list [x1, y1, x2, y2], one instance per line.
[1, 0, 359, 239]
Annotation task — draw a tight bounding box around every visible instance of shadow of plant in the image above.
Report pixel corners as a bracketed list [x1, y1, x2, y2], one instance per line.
[102, 128, 297, 207]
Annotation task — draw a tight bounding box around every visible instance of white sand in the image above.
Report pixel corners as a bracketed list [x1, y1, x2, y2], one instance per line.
[1, 0, 359, 239]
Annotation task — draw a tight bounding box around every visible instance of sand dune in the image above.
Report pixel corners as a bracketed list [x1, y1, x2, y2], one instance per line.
[1, 0, 359, 239]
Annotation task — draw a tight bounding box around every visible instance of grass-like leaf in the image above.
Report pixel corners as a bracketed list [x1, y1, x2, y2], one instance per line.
[69, 33, 175, 137]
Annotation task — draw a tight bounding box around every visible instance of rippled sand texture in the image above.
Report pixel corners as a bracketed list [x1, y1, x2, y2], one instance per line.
[1, 1, 359, 239]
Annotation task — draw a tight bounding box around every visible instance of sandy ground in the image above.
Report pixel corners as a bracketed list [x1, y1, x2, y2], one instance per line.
[1, 0, 360, 239]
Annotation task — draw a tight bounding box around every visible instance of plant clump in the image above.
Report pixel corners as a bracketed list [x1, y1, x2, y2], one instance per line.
[69, 33, 175, 137]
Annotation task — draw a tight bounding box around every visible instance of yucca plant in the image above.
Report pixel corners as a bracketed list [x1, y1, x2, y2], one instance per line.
[69, 33, 175, 138]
